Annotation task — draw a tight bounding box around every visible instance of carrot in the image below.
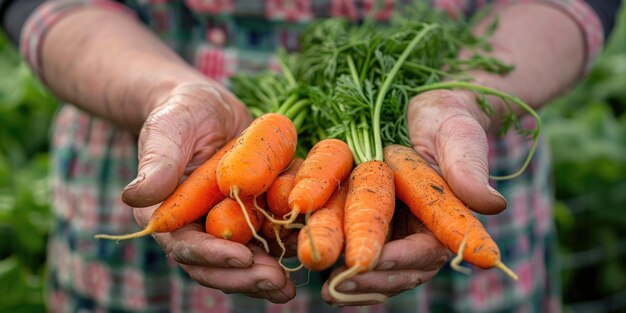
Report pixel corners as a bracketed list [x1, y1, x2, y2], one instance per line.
[205, 196, 266, 246]
[383, 144, 517, 279]
[328, 160, 395, 303]
[289, 139, 353, 215]
[261, 218, 292, 240]
[297, 183, 347, 271]
[266, 157, 304, 218]
[216, 113, 297, 200]
[94, 139, 235, 241]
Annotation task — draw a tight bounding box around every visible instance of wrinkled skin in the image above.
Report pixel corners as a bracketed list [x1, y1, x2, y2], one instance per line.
[123, 82, 297, 303]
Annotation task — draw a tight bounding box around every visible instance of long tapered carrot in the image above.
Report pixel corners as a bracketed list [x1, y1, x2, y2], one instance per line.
[289, 139, 353, 215]
[297, 183, 347, 271]
[95, 139, 236, 241]
[383, 145, 517, 279]
[216, 113, 297, 200]
[328, 160, 395, 303]
[266, 157, 304, 218]
[205, 196, 266, 246]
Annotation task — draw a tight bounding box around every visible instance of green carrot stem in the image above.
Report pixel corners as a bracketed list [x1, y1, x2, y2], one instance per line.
[372, 24, 437, 161]
[249, 107, 265, 118]
[283, 99, 310, 121]
[360, 115, 372, 159]
[292, 110, 308, 131]
[277, 52, 297, 88]
[350, 121, 367, 164]
[276, 94, 299, 115]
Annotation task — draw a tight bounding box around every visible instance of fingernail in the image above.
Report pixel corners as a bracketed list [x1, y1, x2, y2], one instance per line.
[436, 255, 449, 268]
[486, 184, 506, 203]
[226, 258, 247, 268]
[377, 261, 396, 270]
[338, 280, 357, 292]
[123, 173, 146, 191]
[256, 280, 276, 291]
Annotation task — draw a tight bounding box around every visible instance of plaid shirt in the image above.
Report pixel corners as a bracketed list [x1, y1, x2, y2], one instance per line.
[21, 0, 604, 312]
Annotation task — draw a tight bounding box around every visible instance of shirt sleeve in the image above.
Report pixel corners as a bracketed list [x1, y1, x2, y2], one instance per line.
[434, 0, 622, 72]
[15, 0, 135, 81]
[0, 0, 44, 45]
[584, 0, 623, 40]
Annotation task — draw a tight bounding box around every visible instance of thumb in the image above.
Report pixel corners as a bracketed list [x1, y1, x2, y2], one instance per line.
[409, 91, 506, 215]
[121, 108, 195, 207]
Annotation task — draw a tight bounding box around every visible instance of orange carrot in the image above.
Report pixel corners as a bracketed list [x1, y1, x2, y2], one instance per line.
[261, 218, 292, 240]
[95, 139, 235, 241]
[297, 183, 347, 271]
[266, 157, 304, 218]
[216, 113, 297, 200]
[328, 160, 395, 303]
[205, 196, 266, 246]
[383, 144, 517, 279]
[289, 139, 353, 214]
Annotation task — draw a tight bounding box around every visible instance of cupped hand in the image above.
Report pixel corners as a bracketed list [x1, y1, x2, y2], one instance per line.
[120, 81, 295, 303]
[407, 89, 506, 214]
[321, 207, 451, 306]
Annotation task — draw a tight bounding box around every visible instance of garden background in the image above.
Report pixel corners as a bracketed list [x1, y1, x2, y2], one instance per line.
[1, 6, 625, 313]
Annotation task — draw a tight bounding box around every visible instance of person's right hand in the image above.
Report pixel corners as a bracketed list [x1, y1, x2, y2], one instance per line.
[120, 81, 296, 303]
[132, 204, 297, 303]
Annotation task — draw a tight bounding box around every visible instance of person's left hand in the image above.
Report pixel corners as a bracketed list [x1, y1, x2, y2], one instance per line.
[320, 207, 451, 306]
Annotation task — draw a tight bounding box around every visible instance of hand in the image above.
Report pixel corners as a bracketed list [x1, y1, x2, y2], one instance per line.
[132, 205, 296, 303]
[406, 89, 507, 214]
[320, 207, 451, 306]
[121, 81, 251, 206]
[120, 81, 295, 303]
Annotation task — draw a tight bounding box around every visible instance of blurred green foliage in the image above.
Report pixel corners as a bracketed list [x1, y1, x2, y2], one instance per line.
[0, 30, 58, 312]
[542, 6, 626, 313]
[1, 5, 626, 313]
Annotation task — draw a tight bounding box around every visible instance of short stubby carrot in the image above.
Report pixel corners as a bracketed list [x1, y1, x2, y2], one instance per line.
[261, 218, 292, 240]
[216, 113, 297, 199]
[297, 184, 347, 271]
[95, 139, 235, 241]
[383, 144, 517, 279]
[205, 196, 266, 245]
[266, 157, 304, 218]
[288, 138, 353, 215]
[328, 160, 395, 303]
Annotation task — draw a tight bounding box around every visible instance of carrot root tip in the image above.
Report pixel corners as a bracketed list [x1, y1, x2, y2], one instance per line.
[450, 236, 472, 275]
[495, 261, 519, 281]
[328, 264, 388, 304]
[94, 227, 154, 241]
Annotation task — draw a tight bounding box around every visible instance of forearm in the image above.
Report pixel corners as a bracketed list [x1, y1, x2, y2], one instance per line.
[37, 5, 207, 132]
[464, 2, 587, 128]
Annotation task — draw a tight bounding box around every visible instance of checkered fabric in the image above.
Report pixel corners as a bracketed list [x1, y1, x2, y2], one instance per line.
[20, 0, 604, 312]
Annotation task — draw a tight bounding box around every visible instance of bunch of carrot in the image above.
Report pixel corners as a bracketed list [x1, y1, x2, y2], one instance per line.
[96, 5, 543, 304]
